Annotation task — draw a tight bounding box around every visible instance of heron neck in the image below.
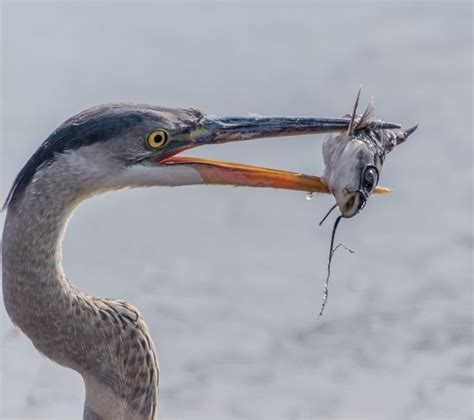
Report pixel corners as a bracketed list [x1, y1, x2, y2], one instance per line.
[3, 184, 160, 419]
[2, 184, 80, 345]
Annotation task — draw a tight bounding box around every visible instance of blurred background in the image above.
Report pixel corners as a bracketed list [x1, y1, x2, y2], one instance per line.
[1, 1, 472, 419]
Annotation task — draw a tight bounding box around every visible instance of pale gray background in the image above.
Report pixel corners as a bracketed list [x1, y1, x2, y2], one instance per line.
[1, 1, 472, 419]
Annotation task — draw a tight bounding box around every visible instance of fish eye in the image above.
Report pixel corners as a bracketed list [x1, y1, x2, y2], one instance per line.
[146, 130, 168, 149]
[361, 166, 378, 192]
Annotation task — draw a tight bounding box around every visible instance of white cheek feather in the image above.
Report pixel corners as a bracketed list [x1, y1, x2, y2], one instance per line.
[108, 165, 204, 187]
[109, 164, 204, 189]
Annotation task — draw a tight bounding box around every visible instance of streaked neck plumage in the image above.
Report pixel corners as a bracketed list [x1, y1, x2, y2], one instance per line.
[0, 150, 193, 419]
[3, 165, 80, 343]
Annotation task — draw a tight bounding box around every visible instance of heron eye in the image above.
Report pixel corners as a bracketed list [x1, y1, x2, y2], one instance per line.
[146, 130, 168, 149]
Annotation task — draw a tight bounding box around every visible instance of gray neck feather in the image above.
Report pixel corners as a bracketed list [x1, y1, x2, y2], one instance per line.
[3, 160, 89, 362]
[3, 144, 122, 333]
[2, 153, 160, 419]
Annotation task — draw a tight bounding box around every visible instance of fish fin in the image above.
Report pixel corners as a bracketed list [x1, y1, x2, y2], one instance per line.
[356, 96, 375, 131]
[348, 86, 362, 135]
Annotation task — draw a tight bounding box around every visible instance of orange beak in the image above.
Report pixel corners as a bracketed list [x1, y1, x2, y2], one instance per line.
[160, 156, 391, 195]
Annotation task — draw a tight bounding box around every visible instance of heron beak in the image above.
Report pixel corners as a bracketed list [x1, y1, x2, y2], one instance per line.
[194, 114, 401, 143]
[159, 115, 399, 194]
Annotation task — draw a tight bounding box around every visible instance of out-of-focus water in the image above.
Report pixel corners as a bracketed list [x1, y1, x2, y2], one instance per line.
[1, 1, 472, 419]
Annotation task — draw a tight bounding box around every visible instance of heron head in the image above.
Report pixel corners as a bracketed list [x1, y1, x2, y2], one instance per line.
[4, 103, 402, 210]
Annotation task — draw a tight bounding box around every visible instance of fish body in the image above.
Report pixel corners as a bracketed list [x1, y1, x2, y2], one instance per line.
[322, 99, 416, 218]
[317, 94, 417, 317]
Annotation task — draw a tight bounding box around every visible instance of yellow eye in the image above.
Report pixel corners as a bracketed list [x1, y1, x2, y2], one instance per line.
[146, 130, 168, 149]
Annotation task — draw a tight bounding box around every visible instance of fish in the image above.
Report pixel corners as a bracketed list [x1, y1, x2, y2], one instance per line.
[317, 89, 418, 317]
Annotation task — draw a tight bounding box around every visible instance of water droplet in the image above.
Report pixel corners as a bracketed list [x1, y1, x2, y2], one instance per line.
[305, 192, 313, 200]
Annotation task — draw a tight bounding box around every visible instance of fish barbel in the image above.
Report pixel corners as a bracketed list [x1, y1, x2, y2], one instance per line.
[318, 89, 418, 317]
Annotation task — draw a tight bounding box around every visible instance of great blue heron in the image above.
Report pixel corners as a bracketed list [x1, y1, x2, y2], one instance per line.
[2, 103, 400, 419]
